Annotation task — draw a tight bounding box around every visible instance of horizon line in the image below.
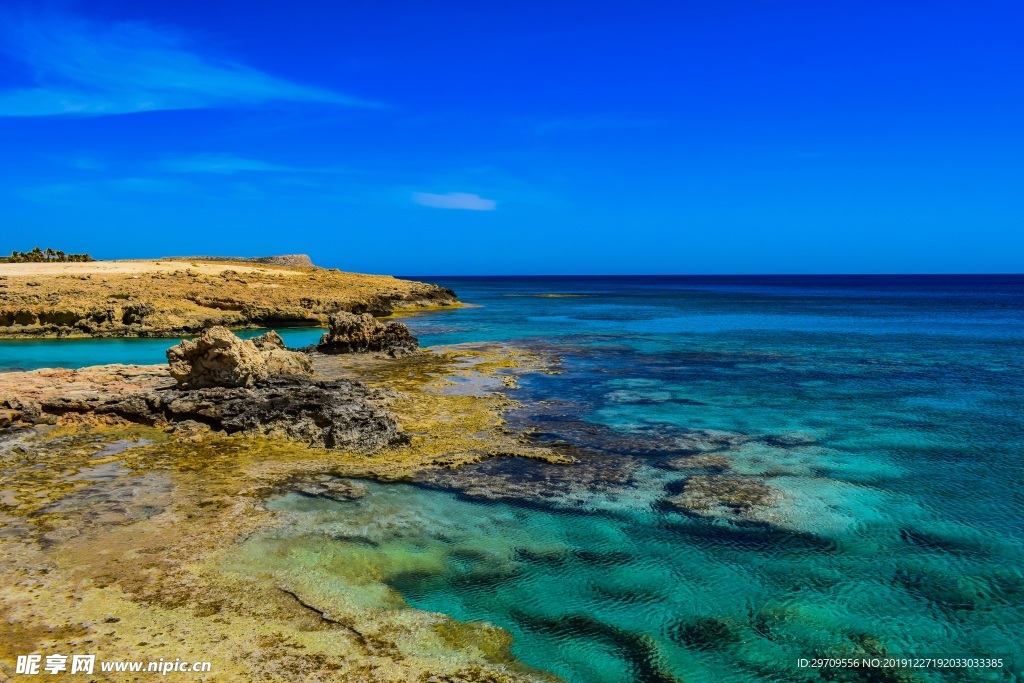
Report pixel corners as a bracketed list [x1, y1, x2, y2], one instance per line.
[394, 272, 1024, 278]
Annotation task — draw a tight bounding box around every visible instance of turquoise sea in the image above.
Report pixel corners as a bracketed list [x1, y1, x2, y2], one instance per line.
[3, 275, 1023, 682]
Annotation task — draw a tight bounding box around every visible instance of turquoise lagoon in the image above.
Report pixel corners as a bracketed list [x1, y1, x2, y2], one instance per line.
[3, 276, 1023, 682]
[0, 327, 325, 371]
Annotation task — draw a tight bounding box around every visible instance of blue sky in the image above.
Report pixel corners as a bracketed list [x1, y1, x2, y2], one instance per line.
[1, 1, 1021, 274]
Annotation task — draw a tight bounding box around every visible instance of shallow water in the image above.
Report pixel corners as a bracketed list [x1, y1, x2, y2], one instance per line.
[5, 275, 1024, 681]
[0, 327, 324, 371]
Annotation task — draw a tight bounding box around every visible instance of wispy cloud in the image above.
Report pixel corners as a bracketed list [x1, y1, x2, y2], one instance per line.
[412, 192, 496, 211]
[158, 152, 358, 175]
[159, 153, 293, 174]
[106, 177, 191, 194]
[17, 177, 193, 204]
[0, 9, 375, 117]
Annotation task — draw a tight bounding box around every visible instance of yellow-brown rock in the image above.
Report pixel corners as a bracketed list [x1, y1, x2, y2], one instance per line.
[167, 327, 313, 388]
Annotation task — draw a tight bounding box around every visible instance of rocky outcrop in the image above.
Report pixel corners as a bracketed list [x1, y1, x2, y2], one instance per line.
[1, 367, 401, 452]
[317, 312, 419, 357]
[0, 327, 404, 452]
[167, 327, 313, 388]
[149, 379, 401, 450]
[282, 474, 368, 501]
[251, 254, 314, 267]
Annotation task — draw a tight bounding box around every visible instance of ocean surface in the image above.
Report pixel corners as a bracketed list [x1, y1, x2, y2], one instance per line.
[3, 275, 1024, 682]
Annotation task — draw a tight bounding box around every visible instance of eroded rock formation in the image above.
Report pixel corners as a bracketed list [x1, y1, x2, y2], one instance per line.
[317, 311, 419, 357]
[167, 327, 313, 388]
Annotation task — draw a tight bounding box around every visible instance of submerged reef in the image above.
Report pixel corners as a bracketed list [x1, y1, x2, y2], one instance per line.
[665, 474, 784, 519]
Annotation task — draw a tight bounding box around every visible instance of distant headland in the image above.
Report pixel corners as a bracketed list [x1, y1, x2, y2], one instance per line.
[0, 255, 458, 338]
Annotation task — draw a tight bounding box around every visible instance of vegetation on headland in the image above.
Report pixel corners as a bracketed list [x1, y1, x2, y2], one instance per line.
[4, 246, 94, 262]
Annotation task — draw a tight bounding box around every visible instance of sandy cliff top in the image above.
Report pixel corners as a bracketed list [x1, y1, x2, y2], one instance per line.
[0, 259, 302, 277]
[0, 258, 457, 338]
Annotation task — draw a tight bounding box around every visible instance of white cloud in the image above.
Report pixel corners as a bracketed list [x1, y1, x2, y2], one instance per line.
[412, 192, 496, 211]
[0, 10, 375, 117]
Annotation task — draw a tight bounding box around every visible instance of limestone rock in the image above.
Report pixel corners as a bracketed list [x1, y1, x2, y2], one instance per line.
[317, 312, 419, 357]
[0, 409, 20, 429]
[167, 327, 313, 388]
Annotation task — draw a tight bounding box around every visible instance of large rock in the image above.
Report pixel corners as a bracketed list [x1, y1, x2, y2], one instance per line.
[167, 327, 313, 388]
[29, 377, 401, 452]
[3, 364, 402, 452]
[317, 312, 418, 357]
[151, 379, 401, 451]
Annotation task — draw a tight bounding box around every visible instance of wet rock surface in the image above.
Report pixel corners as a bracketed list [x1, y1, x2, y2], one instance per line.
[317, 311, 419, 357]
[22, 376, 401, 452]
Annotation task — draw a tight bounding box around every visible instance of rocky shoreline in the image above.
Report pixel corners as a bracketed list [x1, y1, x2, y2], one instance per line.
[0, 306, 566, 681]
[0, 256, 458, 338]
[1, 315, 427, 452]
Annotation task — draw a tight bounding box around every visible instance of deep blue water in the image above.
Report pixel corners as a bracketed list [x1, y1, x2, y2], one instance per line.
[389, 276, 1024, 681]
[4, 275, 1024, 682]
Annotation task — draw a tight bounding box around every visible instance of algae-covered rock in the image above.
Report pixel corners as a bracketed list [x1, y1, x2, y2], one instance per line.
[318, 311, 419, 357]
[167, 326, 313, 388]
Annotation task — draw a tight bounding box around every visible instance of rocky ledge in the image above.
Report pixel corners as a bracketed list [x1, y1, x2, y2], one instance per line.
[1, 328, 403, 452]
